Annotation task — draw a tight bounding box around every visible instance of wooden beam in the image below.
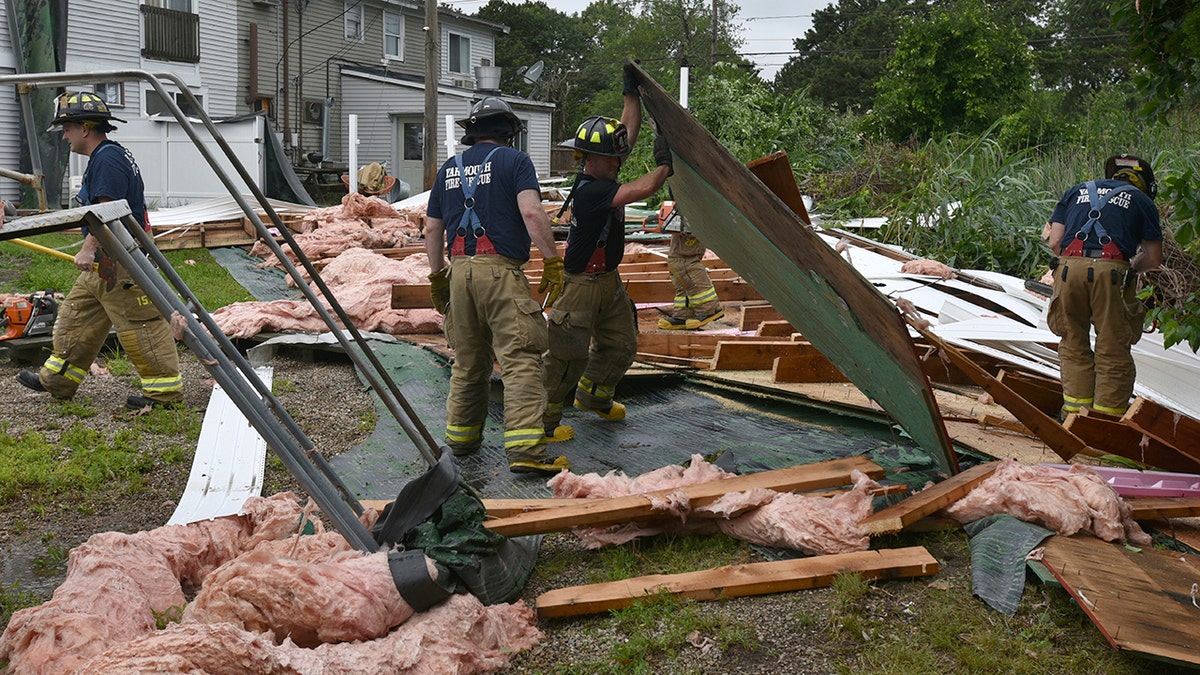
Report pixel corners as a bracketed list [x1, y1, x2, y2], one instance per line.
[1127, 497, 1200, 521]
[1064, 412, 1200, 474]
[636, 333, 772, 362]
[711, 340, 812, 370]
[756, 320, 797, 337]
[392, 277, 764, 309]
[484, 455, 885, 537]
[858, 461, 999, 535]
[535, 546, 938, 618]
[772, 354, 848, 383]
[1123, 397, 1200, 463]
[739, 304, 785, 332]
[907, 319, 1097, 461]
[996, 369, 1063, 417]
[746, 151, 811, 225]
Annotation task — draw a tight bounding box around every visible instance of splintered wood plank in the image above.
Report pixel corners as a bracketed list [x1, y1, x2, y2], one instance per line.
[772, 354, 848, 383]
[484, 455, 885, 537]
[535, 546, 938, 618]
[1040, 534, 1200, 666]
[996, 369, 1063, 417]
[858, 461, 998, 534]
[711, 340, 811, 370]
[1127, 497, 1200, 521]
[739, 304, 785, 331]
[746, 151, 812, 224]
[908, 321, 1095, 461]
[1063, 413, 1200, 474]
[1124, 397, 1200, 463]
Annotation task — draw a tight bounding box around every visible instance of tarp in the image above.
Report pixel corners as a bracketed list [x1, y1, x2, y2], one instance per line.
[633, 62, 958, 475]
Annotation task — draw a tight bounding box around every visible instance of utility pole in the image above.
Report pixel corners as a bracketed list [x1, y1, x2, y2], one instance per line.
[282, 0, 291, 162]
[711, 0, 718, 66]
[423, 1, 439, 190]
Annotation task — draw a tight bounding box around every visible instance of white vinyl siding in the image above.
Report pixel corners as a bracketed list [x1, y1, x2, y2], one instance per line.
[441, 23, 492, 84]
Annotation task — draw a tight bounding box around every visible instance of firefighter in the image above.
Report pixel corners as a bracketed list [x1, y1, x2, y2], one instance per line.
[543, 64, 674, 437]
[658, 205, 724, 330]
[17, 92, 183, 409]
[1044, 153, 1163, 417]
[424, 96, 570, 475]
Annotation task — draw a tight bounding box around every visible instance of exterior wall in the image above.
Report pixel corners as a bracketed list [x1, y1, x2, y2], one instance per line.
[341, 69, 553, 183]
[0, 2, 20, 203]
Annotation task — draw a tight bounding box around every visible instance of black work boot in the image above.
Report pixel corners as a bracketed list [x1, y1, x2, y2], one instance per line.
[126, 395, 182, 410]
[16, 370, 46, 392]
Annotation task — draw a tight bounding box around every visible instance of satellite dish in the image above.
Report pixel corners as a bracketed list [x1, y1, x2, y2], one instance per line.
[521, 59, 545, 85]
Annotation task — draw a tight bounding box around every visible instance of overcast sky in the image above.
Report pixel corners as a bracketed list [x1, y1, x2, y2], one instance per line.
[443, 0, 831, 81]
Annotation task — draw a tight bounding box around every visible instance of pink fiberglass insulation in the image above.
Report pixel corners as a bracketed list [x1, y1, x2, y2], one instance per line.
[211, 248, 441, 338]
[250, 193, 422, 264]
[0, 493, 539, 674]
[943, 459, 1151, 546]
[184, 548, 423, 648]
[0, 493, 320, 674]
[900, 259, 957, 279]
[714, 470, 880, 555]
[548, 456, 877, 554]
[79, 594, 540, 675]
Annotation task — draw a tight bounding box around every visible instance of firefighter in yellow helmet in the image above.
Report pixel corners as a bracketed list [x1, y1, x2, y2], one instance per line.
[543, 62, 674, 440]
[17, 92, 184, 409]
[1044, 153, 1163, 417]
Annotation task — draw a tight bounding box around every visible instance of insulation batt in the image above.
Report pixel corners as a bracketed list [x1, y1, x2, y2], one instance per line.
[78, 594, 541, 675]
[250, 192, 422, 266]
[0, 493, 541, 674]
[943, 459, 1151, 546]
[211, 248, 441, 338]
[548, 455, 878, 554]
[900, 259, 957, 279]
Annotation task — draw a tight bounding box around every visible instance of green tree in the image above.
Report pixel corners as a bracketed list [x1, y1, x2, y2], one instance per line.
[872, 0, 1032, 142]
[1035, 1, 1132, 109]
[1112, 0, 1200, 120]
[772, 0, 927, 112]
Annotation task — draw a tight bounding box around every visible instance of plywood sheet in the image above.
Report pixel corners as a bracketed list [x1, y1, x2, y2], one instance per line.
[1040, 534, 1200, 665]
[633, 62, 957, 475]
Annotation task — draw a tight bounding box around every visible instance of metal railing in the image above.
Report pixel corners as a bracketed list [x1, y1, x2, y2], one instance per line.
[141, 5, 200, 63]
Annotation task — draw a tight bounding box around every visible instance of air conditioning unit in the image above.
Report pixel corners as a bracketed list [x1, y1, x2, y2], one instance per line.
[452, 78, 474, 90]
[252, 0, 280, 6]
[303, 99, 325, 124]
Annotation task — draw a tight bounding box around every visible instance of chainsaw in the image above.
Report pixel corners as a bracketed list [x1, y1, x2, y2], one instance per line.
[1, 290, 58, 341]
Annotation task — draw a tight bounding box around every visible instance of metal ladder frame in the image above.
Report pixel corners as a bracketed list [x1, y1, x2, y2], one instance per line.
[0, 69, 449, 551]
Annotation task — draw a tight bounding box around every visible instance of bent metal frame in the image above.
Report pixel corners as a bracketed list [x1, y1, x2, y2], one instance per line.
[0, 70, 448, 552]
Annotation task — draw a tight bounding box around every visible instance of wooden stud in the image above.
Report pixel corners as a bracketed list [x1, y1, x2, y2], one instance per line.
[858, 461, 999, 535]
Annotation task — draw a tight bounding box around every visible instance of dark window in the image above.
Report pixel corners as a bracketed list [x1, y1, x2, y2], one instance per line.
[141, 4, 200, 63]
[403, 123, 423, 161]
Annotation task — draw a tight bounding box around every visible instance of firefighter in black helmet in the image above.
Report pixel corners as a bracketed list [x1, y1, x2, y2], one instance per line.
[1044, 153, 1163, 417]
[542, 60, 674, 443]
[425, 94, 570, 475]
[17, 92, 184, 409]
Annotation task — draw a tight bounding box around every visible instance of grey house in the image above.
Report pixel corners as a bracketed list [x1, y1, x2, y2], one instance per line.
[238, 0, 554, 192]
[0, 0, 553, 206]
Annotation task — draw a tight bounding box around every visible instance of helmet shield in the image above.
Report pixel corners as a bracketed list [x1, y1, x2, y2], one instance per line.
[558, 116, 630, 158]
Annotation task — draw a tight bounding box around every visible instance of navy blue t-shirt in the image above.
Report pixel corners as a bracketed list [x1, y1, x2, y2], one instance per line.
[563, 175, 623, 274]
[79, 140, 148, 237]
[1050, 178, 1161, 260]
[427, 142, 540, 260]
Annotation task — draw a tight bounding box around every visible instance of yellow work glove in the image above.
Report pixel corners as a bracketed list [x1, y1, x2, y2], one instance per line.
[428, 267, 450, 314]
[538, 256, 565, 308]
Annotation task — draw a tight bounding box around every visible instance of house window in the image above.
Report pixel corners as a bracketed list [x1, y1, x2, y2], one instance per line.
[513, 119, 529, 153]
[403, 122, 422, 161]
[448, 32, 470, 74]
[344, 1, 364, 42]
[141, 1, 199, 63]
[145, 89, 204, 118]
[384, 12, 404, 60]
[94, 83, 125, 108]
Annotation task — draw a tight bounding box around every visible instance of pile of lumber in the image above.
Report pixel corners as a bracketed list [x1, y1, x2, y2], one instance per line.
[152, 213, 307, 251]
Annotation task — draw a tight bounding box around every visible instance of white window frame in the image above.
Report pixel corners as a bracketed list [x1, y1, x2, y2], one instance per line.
[94, 83, 125, 108]
[448, 32, 471, 75]
[144, 88, 205, 118]
[383, 11, 404, 61]
[514, 118, 530, 153]
[145, 0, 193, 10]
[344, 1, 364, 42]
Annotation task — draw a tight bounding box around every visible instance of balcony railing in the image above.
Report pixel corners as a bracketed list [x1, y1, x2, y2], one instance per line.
[141, 5, 200, 63]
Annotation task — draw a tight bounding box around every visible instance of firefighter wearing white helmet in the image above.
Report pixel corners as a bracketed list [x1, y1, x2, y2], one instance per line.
[424, 95, 570, 475]
[1044, 153, 1163, 417]
[17, 92, 183, 410]
[542, 61, 674, 440]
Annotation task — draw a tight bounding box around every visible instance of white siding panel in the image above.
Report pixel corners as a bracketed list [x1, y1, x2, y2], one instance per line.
[198, 0, 239, 116]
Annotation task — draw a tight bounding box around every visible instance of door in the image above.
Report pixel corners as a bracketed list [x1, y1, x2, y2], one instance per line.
[392, 116, 424, 192]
